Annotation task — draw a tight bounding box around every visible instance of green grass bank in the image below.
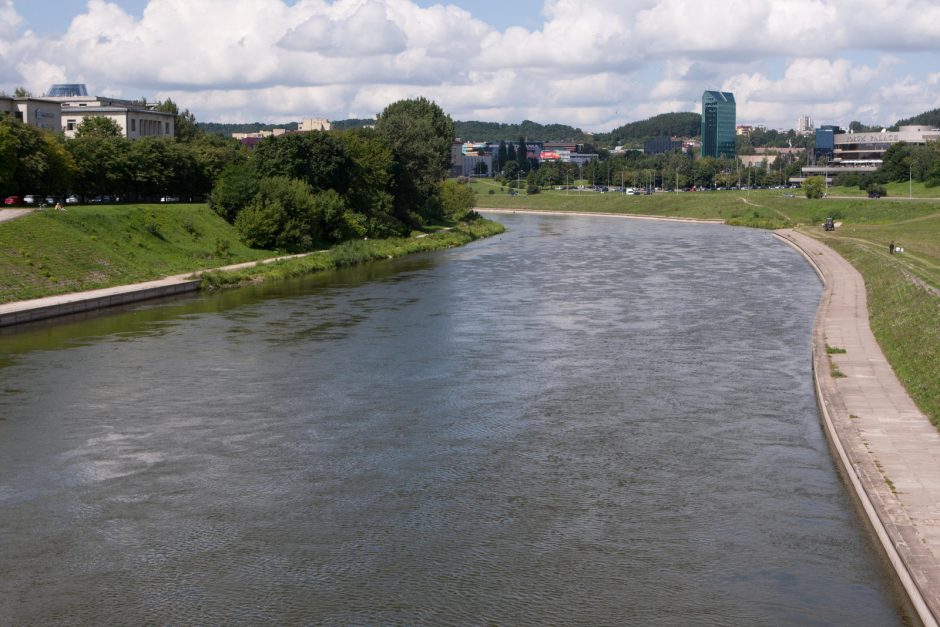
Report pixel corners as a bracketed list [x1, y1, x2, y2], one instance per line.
[0, 204, 505, 305]
[0, 204, 272, 303]
[199, 220, 504, 289]
[475, 182, 940, 428]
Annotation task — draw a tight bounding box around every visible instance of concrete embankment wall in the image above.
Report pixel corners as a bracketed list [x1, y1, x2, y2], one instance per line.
[0, 280, 201, 328]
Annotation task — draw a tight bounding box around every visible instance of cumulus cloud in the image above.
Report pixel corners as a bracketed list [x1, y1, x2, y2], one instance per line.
[1, 0, 939, 130]
[280, 1, 407, 56]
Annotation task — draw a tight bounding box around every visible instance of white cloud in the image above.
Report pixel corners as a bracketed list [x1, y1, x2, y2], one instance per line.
[2, 0, 940, 130]
[280, 1, 407, 56]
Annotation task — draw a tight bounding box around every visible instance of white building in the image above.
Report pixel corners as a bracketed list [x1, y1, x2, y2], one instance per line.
[0, 95, 62, 132]
[299, 118, 331, 132]
[42, 85, 174, 139]
[52, 95, 175, 139]
[796, 114, 814, 135]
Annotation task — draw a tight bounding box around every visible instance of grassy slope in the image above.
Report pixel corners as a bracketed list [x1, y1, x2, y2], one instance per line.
[475, 181, 940, 427]
[0, 204, 273, 303]
[200, 220, 505, 289]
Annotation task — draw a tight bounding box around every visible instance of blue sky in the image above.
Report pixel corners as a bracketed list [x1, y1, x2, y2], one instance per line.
[3, 0, 940, 131]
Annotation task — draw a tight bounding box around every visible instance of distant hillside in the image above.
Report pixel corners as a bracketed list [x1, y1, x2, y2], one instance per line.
[454, 120, 589, 142]
[894, 108, 940, 129]
[330, 118, 375, 130]
[199, 121, 299, 135]
[597, 112, 701, 146]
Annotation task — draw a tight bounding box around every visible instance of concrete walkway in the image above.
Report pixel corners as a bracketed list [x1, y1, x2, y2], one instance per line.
[0, 253, 310, 328]
[777, 229, 940, 626]
[0, 208, 33, 223]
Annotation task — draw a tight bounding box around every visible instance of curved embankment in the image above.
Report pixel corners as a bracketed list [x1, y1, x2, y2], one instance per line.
[776, 229, 940, 627]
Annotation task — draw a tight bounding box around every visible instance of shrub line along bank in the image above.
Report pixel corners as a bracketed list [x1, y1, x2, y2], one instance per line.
[0, 219, 505, 329]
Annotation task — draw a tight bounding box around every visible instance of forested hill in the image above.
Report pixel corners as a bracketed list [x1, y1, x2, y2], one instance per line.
[894, 108, 940, 129]
[199, 121, 299, 135]
[597, 112, 702, 145]
[453, 120, 589, 142]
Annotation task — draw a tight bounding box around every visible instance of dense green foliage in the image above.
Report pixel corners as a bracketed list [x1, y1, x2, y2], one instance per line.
[0, 204, 270, 302]
[804, 176, 824, 199]
[205, 98, 462, 250]
[375, 97, 455, 227]
[0, 116, 74, 197]
[198, 121, 300, 136]
[893, 107, 940, 129]
[596, 112, 701, 146]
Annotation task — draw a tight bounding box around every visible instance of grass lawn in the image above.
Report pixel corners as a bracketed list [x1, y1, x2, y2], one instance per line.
[0, 204, 274, 303]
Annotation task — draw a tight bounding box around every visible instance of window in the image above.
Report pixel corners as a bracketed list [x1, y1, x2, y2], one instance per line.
[67, 119, 76, 131]
[165, 122, 169, 134]
[130, 119, 136, 132]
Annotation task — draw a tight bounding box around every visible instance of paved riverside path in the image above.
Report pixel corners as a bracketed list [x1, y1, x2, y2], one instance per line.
[777, 229, 940, 626]
[0, 209, 33, 223]
[0, 253, 309, 328]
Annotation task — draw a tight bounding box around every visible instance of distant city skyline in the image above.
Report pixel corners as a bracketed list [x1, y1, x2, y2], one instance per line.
[2, 0, 940, 132]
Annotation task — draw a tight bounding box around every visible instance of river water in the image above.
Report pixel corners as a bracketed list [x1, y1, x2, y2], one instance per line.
[0, 213, 902, 625]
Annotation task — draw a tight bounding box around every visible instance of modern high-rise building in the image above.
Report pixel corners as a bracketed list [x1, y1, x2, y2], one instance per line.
[701, 91, 736, 159]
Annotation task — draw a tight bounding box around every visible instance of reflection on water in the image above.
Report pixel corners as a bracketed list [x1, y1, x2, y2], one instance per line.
[0, 214, 903, 625]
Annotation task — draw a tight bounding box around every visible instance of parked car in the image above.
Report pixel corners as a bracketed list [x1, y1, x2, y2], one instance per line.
[160, 196, 179, 203]
[4, 195, 22, 205]
[65, 195, 79, 204]
[22, 194, 36, 205]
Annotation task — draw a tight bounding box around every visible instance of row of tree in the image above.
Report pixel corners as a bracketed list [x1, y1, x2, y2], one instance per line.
[0, 113, 244, 202]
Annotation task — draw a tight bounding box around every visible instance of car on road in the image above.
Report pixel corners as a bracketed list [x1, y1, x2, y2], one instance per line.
[4, 195, 22, 205]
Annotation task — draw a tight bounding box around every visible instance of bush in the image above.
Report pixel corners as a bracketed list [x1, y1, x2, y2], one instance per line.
[526, 184, 540, 195]
[804, 176, 825, 199]
[440, 179, 477, 218]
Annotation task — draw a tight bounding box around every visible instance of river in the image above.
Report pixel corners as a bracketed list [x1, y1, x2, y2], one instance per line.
[0, 213, 902, 625]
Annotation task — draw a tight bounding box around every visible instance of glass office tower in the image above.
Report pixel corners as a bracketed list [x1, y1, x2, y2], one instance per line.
[701, 91, 736, 159]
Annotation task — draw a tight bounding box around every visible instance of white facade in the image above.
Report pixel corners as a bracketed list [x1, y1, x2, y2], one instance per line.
[52, 96, 174, 139]
[299, 118, 331, 132]
[0, 96, 62, 132]
[796, 114, 814, 135]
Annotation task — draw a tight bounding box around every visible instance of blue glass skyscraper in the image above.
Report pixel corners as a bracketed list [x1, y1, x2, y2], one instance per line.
[701, 91, 736, 159]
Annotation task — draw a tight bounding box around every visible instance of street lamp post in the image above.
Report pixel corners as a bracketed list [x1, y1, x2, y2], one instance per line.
[910, 159, 914, 200]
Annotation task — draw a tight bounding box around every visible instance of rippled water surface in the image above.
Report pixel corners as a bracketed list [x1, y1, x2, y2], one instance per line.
[0, 214, 902, 624]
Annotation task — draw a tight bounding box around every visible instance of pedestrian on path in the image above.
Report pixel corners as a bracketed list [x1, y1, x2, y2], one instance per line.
[889, 241, 895, 255]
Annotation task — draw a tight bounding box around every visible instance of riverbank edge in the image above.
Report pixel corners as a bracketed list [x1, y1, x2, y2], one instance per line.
[774, 229, 939, 627]
[477, 207, 726, 224]
[0, 252, 308, 328]
[0, 222, 503, 329]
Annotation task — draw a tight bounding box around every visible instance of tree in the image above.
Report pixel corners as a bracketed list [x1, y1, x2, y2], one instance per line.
[74, 116, 124, 138]
[440, 179, 476, 219]
[66, 135, 130, 198]
[375, 97, 455, 225]
[13, 86, 31, 97]
[210, 161, 260, 223]
[516, 135, 528, 173]
[0, 116, 76, 195]
[155, 98, 202, 143]
[804, 176, 825, 199]
[234, 176, 319, 251]
[338, 128, 402, 237]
